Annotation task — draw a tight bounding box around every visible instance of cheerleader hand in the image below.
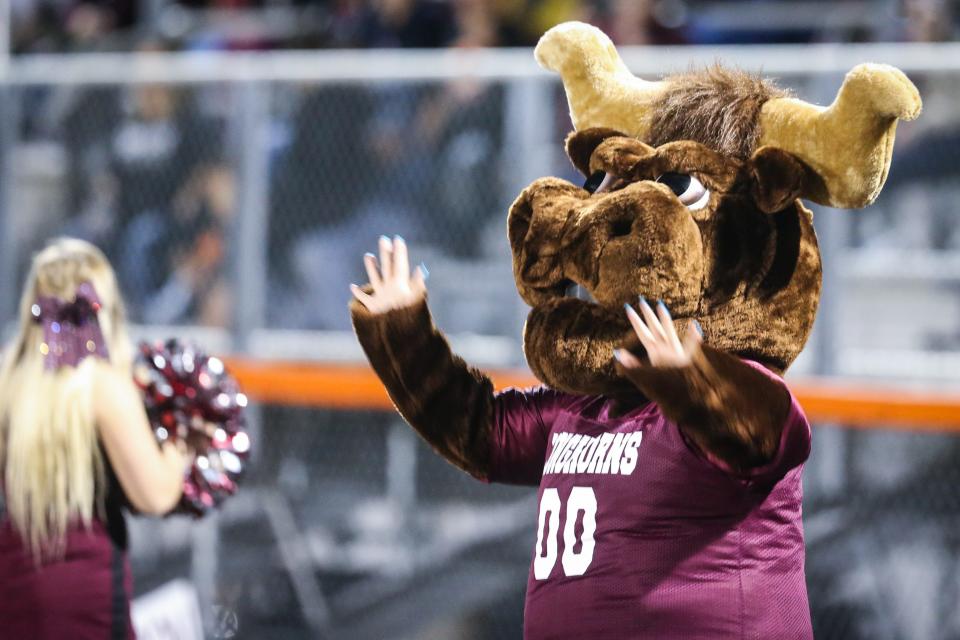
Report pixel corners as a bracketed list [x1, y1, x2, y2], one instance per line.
[174, 434, 199, 473]
[614, 298, 702, 369]
[351, 235, 428, 314]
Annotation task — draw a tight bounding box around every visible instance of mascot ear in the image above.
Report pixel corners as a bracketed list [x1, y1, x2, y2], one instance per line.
[749, 146, 810, 214]
[565, 127, 626, 177]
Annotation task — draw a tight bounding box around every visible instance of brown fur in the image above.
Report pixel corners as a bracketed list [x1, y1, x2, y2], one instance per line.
[648, 66, 789, 160]
[350, 293, 493, 480]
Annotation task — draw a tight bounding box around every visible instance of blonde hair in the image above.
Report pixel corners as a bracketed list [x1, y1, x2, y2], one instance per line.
[0, 238, 133, 560]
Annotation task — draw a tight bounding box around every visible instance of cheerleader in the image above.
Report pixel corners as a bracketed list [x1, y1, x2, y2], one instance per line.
[0, 238, 189, 639]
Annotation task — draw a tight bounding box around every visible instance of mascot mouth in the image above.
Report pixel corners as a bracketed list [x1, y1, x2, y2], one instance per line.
[524, 282, 695, 396]
[558, 279, 686, 325]
[562, 281, 599, 305]
[534, 279, 623, 340]
[523, 293, 637, 396]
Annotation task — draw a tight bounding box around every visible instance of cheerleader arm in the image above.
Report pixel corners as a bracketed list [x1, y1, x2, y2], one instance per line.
[93, 362, 186, 515]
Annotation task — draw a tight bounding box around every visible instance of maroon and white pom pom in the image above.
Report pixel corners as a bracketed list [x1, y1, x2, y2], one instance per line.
[134, 338, 250, 516]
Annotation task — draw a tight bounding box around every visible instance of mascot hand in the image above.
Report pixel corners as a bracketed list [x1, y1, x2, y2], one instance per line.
[615, 299, 702, 369]
[351, 235, 428, 314]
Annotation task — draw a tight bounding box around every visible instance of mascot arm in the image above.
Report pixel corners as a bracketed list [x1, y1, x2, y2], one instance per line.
[351, 294, 494, 480]
[351, 293, 564, 484]
[620, 344, 808, 475]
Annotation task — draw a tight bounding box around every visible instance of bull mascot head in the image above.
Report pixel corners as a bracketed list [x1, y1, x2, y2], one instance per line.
[509, 22, 921, 396]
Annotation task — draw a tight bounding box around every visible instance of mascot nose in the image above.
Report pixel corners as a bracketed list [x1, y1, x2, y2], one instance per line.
[509, 178, 676, 305]
[564, 181, 673, 244]
[601, 205, 637, 239]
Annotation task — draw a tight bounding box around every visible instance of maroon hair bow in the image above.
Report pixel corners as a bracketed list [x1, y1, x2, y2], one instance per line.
[31, 281, 110, 370]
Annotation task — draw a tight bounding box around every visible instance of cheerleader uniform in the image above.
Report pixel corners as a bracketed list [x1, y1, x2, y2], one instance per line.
[0, 462, 135, 639]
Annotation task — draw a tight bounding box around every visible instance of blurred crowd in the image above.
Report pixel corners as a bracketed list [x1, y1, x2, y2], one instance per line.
[49, 75, 233, 326]
[11, 0, 958, 54]
[18, 49, 506, 329]
[6, 0, 960, 331]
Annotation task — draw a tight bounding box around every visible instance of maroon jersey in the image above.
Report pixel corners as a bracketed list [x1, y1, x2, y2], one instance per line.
[488, 360, 812, 639]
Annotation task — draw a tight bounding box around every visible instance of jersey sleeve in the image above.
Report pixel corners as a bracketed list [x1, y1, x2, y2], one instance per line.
[698, 360, 812, 486]
[485, 386, 576, 486]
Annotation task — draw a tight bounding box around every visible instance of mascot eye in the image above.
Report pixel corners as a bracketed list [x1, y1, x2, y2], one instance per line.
[583, 171, 616, 194]
[657, 173, 711, 210]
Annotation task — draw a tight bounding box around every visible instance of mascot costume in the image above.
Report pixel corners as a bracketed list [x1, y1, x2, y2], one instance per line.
[350, 22, 920, 639]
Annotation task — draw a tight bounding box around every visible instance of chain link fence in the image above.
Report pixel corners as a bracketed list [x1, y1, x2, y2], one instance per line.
[2, 47, 960, 639]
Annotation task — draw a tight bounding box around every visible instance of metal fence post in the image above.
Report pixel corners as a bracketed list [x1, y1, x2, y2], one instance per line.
[0, 0, 9, 72]
[231, 80, 270, 352]
[230, 79, 270, 469]
[0, 83, 19, 332]
[386, 421, 418, 575]
[813, 206, 847, 375]
[809, 204, 851, 497]
[191, 512, 221, 636]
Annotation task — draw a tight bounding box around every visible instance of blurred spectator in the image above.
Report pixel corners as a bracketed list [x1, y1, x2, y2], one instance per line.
[902, 0, 956, 42]
[18, 0, 956, 54]
[83, 40, 230, 322]
[12, 0, 137, 53]
[268, 0, 505, 329]
[61, 87, 123, 218]
[268, 85, 376, 285]
[265, 84, 380, 329]
[141, 165, 235, 326]
[355, 0, 504, 257]
[357, 0, 457, 47]
[269, 78, 449, 330]
[509, 0, 590, 45]
[418, 0, 505, 254]
[325, 0, 374, 48]
[598, 0, 688, 45]
[686, 0, 833, 45]
[869, 0, 958, 42]
[858, 1, 959, 251]
[109, 85, 220, 235]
